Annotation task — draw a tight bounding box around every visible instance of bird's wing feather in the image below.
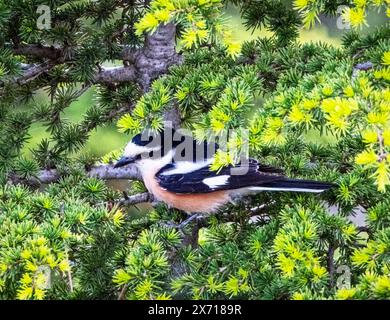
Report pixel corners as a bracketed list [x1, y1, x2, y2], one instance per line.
[156, 158, 285, 193]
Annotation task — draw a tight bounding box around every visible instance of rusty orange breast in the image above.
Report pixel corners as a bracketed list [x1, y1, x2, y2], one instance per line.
[142, 168, 230, 213]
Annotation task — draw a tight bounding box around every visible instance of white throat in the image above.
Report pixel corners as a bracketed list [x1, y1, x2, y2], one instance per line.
[136, 149, 175, 177]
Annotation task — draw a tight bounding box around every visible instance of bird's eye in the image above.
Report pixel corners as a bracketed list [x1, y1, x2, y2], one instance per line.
[138, 152, 150, 159]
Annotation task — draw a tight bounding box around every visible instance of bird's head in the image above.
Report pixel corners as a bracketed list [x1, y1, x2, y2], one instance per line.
[114, 128, 178, 169]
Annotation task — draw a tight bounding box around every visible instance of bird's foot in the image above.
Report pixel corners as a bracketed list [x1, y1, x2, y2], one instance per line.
[160, 213, 204, 230]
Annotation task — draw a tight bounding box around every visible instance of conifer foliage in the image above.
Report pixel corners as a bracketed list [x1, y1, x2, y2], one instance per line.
[0, 0, 390, 300]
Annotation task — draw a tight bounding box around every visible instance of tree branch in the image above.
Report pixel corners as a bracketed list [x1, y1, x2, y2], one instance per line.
[120, 45, 139, 62]
[12, 44, 137, 63]
[327, 245, 336, 288]
[163, 105, 182, 129]
[88, 164, 141, 180]
[8, 23, 182, 91]
[117, 192, 151, 206]
[12, 44, 63, 61]
[118, 284, 129, 300]
[17, 62, 54, 84]
[352, 61, 374, 80]
[94, 66, 137, 84]
[0, 61, 55, 88]
[136, 23, 183, 91]
[10, 164, 141, 185]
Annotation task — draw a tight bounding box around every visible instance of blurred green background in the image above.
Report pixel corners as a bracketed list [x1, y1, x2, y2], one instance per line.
[21, 5, 387, 158]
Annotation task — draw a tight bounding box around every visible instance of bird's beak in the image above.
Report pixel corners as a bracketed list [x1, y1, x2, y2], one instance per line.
[114, 156, 136, 168]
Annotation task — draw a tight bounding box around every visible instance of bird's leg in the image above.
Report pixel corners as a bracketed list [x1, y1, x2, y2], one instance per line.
[180, 213, 205, 249]
[158, 212, 204, 229]
[160, 212, 206, 248]
[178, 213, 202, 229]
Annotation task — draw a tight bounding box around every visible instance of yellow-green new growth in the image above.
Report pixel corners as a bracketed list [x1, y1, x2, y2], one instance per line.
[134, 0, 241, 58]
[294, 0, 390, 29]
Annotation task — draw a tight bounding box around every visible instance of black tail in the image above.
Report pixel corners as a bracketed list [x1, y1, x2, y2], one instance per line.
[250, 179, 335, 193]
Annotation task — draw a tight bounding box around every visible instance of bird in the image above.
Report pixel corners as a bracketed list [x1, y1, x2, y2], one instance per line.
[114, 128, 334, 213]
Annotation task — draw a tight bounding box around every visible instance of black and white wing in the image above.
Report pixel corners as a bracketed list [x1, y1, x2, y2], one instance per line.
[156, 159, 286, 193]
[156, 158, 334, 194]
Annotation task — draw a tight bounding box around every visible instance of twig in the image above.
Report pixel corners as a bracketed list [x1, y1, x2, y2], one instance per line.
[357, 226, 370, 233]
[0, 61, 54, 88]
[118, 284, 128, 300]
[117, 192, 151, 206]
[327, 245, 336, 288]
[352, 61, 374, 81]
[376, 130, 388, 162]
[67, 270, 74, 292]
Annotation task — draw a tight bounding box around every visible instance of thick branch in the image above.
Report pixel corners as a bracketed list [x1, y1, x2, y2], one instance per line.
[88, 164, 141, 180]
[34, 169, 61, 184]
[163, 105, 182, 129]
[9, 23, 181, 91]
[10, 164, 141, 185]
[7, 64, 139, 88]
[120, 46, 139, 62]
[12, 44, 137, 62]
[136, 23, 183, 91]
[94, 66, 137, 84]
[12, 44, 63, 61]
